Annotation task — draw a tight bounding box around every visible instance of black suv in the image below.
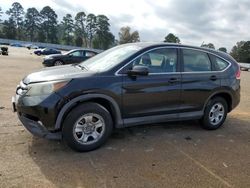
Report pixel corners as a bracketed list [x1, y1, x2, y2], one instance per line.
[12, 43, 240, 152]
[42, 49, 99, 67]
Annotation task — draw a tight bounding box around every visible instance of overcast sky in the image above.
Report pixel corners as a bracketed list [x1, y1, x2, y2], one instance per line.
[1, 0, 250, 51]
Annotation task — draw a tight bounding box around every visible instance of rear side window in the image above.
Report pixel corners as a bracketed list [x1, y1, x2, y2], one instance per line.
[183, 49, 211, 72]
[210, 55, 229, 71]
[86, 51, 96, 57]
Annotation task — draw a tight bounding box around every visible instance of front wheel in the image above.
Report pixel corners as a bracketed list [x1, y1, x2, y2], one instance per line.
[62, 103, 113, 152]
[201, 97, 228, 130]
[54, 60, 64, 66]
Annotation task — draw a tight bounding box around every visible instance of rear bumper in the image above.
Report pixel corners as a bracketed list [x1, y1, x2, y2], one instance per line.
[18, 113, 61, 140]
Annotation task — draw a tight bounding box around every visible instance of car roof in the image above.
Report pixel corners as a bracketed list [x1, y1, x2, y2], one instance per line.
[75, 49, 99, 52]
[127, 42, 236, 63]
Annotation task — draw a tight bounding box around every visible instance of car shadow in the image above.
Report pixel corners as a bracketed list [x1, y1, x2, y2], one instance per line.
[28, 116, 250, 187]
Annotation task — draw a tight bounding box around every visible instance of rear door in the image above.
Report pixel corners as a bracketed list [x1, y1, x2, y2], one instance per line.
[180, 49, 221, 113]
[82, 51, 97, 61]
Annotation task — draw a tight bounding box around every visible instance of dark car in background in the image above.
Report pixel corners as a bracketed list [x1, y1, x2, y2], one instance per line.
[12, 43, 241, 152]
[0, 46, 8, 55]
[34, 48, 61, 56]
[10, 43, 22, 47]
[42, 49, 98, 66]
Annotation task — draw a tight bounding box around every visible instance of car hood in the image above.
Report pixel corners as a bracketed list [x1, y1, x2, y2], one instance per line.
[23, 65, 94, 84]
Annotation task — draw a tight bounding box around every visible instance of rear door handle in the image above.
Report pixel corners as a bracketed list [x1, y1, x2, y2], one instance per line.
[210, 75, 217, 81]
[168, 77, 180, 83]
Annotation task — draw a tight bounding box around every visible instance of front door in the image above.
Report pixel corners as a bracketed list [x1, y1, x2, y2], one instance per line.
[67, 50, 85, 64]
[121, 47, 181, 119]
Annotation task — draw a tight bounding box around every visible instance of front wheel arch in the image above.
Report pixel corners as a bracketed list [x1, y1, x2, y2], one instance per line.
[55, 94, 123, 130]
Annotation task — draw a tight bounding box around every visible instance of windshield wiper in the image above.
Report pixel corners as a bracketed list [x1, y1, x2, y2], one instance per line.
[75, 64, 88, 70]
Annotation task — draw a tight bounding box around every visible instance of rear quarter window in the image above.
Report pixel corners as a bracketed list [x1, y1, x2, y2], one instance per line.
[210, 55, 230, 71]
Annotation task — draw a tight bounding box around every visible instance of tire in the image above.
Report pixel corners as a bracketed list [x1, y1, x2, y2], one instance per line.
[37, 52, 41, 56]
[62, 102, 113, 152]
[201, 97, 228, 130]
[54, 60, 64, 66]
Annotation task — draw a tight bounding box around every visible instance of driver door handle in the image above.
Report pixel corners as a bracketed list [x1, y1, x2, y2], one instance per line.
[168, 77, 180, 83]
[210, 75, 217, 81]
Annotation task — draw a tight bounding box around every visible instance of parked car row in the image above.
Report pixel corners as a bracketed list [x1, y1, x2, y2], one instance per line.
[239, 63, 250, 71]
[34, 48, 61, 56]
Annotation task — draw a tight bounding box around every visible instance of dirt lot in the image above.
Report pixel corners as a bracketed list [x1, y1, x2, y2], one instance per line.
[0, 47, 249, 188]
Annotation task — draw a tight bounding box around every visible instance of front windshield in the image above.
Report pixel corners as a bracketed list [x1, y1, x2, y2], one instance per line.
[80, 44, 142, 72]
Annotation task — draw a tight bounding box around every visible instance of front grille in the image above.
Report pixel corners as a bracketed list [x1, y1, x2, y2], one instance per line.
[16, 81, 28, 96]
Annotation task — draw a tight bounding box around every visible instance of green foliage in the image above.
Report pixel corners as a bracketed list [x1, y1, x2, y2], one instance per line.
[0, 6, 3, 23]
[164, 33, 180, 43]
[230, 41, 250, 63]
[74, 36, 83, 47]
[86, 14, 97, 48]
[40, 6, 58, 43]
[93, 15, 115, 49]
[61, 14, 74, 45]
[2, 19, 16, 39]
[24, 8, 40, 41]
[218, 47, 227, 53]
[6, 2, 25, 39]
[201, 43, 215, 49]
[0, 2, 119, 50]
[118, 26, 140, 44]
[74, 12, 87, 47]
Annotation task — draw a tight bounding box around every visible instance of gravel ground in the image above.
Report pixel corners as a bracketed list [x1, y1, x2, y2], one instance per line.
[0, 47, 249, 188]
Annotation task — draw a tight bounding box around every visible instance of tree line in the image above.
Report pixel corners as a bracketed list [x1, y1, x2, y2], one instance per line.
[0, 3, 117, 49]
[0, 2, 141, 49]
[0, 2, 249, 62]
[164, 33, 250, 63]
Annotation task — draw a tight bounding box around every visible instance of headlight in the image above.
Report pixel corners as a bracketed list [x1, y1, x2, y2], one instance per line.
[25, 80, 69, 96]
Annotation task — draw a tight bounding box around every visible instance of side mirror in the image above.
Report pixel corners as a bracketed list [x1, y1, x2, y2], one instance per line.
[127, 65, 149, 76]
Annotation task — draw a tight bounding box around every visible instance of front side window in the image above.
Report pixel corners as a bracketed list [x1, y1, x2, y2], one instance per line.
[132, 48, 177, 73]
[183, 49, 211, 72]
[70, 51, 83, 57]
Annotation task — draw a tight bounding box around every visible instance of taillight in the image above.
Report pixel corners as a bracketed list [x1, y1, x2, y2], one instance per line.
[236, 64, 241, 80]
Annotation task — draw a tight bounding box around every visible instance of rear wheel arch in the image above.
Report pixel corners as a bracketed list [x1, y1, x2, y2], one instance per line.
[55, 94, 122, 130]
[204, 92, 233, 113]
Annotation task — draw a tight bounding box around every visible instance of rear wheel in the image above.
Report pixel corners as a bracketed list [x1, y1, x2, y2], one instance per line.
[54, 60, 64, 66]
[62, 103, 113, 152]
[201, 97, 228, 130]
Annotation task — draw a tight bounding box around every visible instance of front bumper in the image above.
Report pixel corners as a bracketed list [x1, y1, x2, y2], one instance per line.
[18, 113, 61, 140]
[42, 59, 54, 67]
[12, 84, 65, 139]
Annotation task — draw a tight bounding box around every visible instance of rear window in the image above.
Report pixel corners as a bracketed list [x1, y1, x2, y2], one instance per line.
[210, 55, 229, 71]
[183, 49, 211, 72]
[86, 51, 96, 57]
